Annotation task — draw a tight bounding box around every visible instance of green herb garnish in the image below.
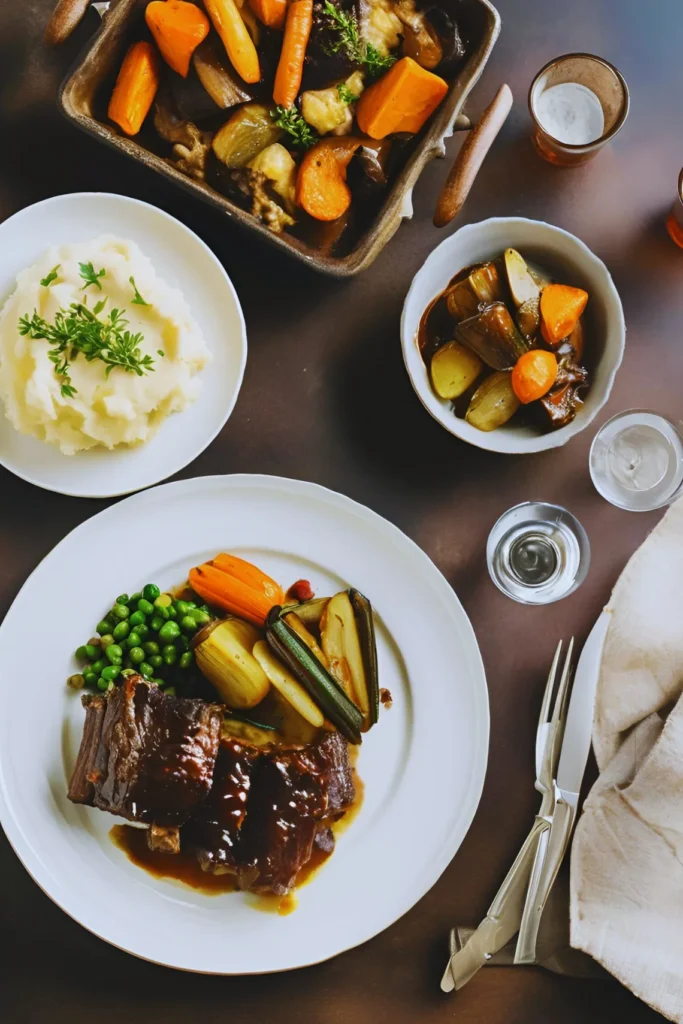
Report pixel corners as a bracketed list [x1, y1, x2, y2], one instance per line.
[18, 303, 155, 399]
[129, 276, 150, 306]
[40, 264, 61, 288]
[79, 261, 106, 291]
[271, 106, 318, 149]
[322, 0, 396, 79]
[337, 82, 359, 104]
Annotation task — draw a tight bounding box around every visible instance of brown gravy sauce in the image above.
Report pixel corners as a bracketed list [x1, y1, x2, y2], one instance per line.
[110, 756, 364, 916]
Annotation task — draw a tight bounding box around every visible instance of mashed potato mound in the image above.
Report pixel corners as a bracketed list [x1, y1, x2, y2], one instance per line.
[0, 236, 210, 455]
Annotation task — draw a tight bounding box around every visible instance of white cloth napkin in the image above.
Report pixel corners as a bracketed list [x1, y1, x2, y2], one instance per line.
[570, 499, 683, 1022]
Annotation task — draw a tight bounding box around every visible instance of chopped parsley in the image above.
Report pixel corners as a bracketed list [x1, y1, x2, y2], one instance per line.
[78, 261, 106, 291]
[129, 276, 150, 306]
[337, 82, 359, 104]
[40, 264, 61, 288]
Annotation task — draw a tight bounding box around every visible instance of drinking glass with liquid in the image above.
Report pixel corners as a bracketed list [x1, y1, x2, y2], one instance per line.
[529, 53, 629, 166]
[487, 502, 590, 605]
[589, 410, 683, 511]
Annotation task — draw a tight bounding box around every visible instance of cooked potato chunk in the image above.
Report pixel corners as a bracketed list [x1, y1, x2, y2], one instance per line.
[301, 72, 364, 136]
[504, 248, 541, 308]
[465, 371, 520, 431]
[248, 143, 296, 210]
[430, 341, 483, 400]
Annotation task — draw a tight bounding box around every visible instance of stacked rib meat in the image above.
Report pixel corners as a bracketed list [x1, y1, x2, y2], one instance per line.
[68, 675, 355, 894]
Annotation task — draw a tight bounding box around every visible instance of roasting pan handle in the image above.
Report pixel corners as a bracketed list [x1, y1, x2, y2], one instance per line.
[433, 83, 513, 228]
[45, 0, 111, 46]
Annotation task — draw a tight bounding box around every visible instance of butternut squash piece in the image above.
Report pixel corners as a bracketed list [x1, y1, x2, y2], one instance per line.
[108, 41, 160, 136]
[145, 1, 210, 77]
[540, 283, 589, 346]
[356, 56, 448, 139]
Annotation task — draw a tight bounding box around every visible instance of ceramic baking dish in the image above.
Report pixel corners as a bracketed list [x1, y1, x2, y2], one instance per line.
[59, 0, 501, 276]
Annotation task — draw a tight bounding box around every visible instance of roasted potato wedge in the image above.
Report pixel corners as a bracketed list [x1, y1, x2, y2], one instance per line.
[430, 340, 483, 400]
[465, 371, 520, 432]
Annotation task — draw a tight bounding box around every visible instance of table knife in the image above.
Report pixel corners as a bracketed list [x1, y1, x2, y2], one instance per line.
[514, 610, 611, 964]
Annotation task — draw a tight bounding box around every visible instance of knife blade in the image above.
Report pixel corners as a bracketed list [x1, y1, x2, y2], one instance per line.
[514, 611, 611, 964]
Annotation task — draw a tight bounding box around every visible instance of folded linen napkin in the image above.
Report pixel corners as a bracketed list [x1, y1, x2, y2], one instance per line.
[571, 499, 683, 1022]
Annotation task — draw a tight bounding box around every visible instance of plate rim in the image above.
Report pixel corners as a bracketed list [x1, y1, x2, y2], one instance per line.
[0, 191, 248, 499]
[0, 473, 489, 973]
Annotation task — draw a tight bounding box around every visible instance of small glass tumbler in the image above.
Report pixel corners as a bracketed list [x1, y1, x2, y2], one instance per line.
[487, 502, 591, 605]
[589, 410, 683, 511]
[666, 169, 683, 249]
[529, 53, 629, 166]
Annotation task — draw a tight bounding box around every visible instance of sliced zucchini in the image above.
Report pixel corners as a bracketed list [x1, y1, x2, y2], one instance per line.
[265, 606, 363, 743]
[349, 589, 380, 726]
[286, 597, 330, 629]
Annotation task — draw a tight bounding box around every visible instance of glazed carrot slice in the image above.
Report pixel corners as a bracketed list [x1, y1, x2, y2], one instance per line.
[204, 0, 261, 84]
[540, 284, 589, 346]
[249, 0, 288, 30]
[108, 41, 160, 136]
[189, 565, 275, 626]
[296, 137, 361, 221]
[356, 56, 448, 139]
[210, 553, 285, 605]
[145, 0, 210, 78]
[273, 0, 313, 109]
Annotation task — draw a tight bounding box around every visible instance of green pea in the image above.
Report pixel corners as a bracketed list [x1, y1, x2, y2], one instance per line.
[106, 644, 123, 664]
[167, 605, 178, 619]
[187, 601, 198, 609]
[96, 677, 109, 691]
[149, 654, 163, 669]
[164, 685, 177, 696]
[97, 619, 113, 636]
[159, 620, 181, 642]
[143, 641, 160, 657]
[112, 603, 130, 621]
[113, 621, 130, 641]
[67, 673, 85, 690]
[150, 615, 163, 632]
[137, 598, 155, 616]
[120, 668, 136, 679]
[143, 583, 161, 602]
[99, 634, 114, 650]
[179, 651, 194, 669]
[83, 670, 98, 688]
[135, 623, 150, 641]
[91, 659, 106, 675]
[139, 661, 153, 679]
[130, 592, 142, 604]
[154, 593, 172, 609]
[116, 594, 129, 606]
[129, 610, 146, 628]
[156, 606, 170, 621]
[129, 647, 145, 665]
[162, 644, 178, 665]
[126, 631, 141, 649]
[178, 634, 190, 652]
[180, 615, 197, 634]
[75, 645, 88, 660]
[174, 600, 190, 616]
[101, 664, 120, 682]
[191, 610, 211, 626]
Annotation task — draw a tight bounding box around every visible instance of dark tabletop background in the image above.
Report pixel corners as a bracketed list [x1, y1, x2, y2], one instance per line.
[2, 1, 682, 1021]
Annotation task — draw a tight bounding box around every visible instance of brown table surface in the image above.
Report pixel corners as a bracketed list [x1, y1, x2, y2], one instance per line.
[1, 1, 681, 1021]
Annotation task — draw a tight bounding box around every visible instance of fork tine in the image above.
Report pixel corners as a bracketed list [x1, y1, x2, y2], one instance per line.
[549, 637, 575, 759]
[538, 639, 563, 733]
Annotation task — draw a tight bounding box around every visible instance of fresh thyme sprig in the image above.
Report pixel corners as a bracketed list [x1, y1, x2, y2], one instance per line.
[271, 106, 319, 149]
[321, 0, 396, 79]
[79, 261, 106, 291]
[18, 302, 155, 399]
[40, 264, 61, 288]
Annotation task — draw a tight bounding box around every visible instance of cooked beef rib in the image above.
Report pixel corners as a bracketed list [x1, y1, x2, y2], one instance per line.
[68, 675, 222, 827]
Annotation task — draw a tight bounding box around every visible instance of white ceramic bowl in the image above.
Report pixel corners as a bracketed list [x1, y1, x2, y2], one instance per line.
[0, 193, 247, 497]
[401, 217, 625, 454]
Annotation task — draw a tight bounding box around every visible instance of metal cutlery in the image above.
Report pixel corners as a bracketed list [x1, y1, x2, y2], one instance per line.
[441, 638, 576, 993]
[514, 612, 611, 964]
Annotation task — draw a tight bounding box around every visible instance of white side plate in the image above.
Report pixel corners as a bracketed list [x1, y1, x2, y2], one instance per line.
[0, 474, 489, 973]
[0, 193, 247, 497]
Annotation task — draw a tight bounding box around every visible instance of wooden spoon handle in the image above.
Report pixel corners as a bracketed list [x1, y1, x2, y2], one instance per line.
[433, 84, 513, 228]
[45, 0, 91, 45]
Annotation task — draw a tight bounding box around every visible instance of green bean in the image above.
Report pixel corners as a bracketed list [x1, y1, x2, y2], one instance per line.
[159, 620, 181, 642]
[83, 670, 98, 688]
[106, 644, 123, 664]
[162, 644, 178, 665]
[116, 594, 129, 606]
[112, 603, 130, 621]
[139, 661, 153, 678]
[97, 619, 113, 636]
[179, 651, 194, 669]
[137, 598, 155, 616]
[143, 641, 160, 657]
[129, 647, 145, 665]
[126, 631, 141, 649]
[91, 659, 106, 675]
[67, 674, 85, 690]
[143, 583, 160, 602]
[101, 664, 121, 682]
[99, 634, 114, 650]
[150, 615, 163, 632]
[129, 610, 146, 628]
[149, 654, 163, 669]
[113, 621, 130, 641]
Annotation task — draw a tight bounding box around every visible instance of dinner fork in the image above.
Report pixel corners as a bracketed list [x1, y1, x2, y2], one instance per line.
[440, 638, 575, 993]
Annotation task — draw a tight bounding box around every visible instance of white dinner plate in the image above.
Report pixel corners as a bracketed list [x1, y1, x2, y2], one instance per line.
[0, 475, 489, 973]
[0, 193, 246, 498]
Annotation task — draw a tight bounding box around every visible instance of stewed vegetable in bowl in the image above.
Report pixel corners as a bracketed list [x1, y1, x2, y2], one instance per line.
[401, 217, 626, 454]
